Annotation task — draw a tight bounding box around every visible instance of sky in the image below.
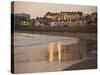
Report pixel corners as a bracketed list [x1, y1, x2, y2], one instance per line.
[13, 1, 97, 19]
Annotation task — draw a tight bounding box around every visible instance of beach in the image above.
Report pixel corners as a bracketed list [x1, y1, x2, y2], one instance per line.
[13, 32, 97, 73]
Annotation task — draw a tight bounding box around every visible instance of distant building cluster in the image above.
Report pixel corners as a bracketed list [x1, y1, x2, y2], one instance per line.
[45, 11, 83, 27]
[14, 13, 30, 26]
[14, 11, 97, 27]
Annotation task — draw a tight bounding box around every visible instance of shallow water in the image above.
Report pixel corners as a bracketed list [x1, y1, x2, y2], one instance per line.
[13, 32, 96, 73]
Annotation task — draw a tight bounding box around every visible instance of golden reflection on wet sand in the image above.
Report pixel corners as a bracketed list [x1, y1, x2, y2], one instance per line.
[49, 42, 54, 62]
[49, 42, 62, 63]
[58, 42, 62, 63]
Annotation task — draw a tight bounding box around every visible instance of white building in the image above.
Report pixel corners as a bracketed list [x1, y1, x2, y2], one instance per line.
[19, 21, 30, 26]
[50, 21, 56, 27]
[35, 20, 40, 27]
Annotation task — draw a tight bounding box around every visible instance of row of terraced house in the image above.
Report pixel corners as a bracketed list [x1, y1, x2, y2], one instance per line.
[13, 11, 97, 27]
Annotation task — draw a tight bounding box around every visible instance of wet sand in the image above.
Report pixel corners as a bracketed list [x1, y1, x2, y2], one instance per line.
[63, 58, 97, 70]
[13, 32, 97, 73]
[14, 33, 81, 73]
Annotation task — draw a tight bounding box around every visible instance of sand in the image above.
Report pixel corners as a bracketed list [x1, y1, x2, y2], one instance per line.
[14, 32, 81, 73]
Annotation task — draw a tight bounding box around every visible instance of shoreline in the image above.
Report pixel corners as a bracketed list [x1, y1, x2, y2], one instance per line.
[14, 31, 97, 41]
